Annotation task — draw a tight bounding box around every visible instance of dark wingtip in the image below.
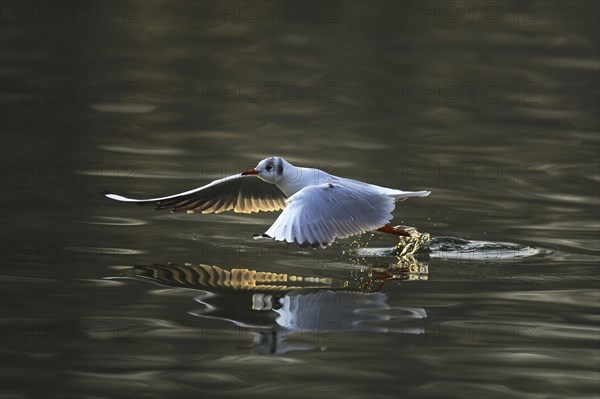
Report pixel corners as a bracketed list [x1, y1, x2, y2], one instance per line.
[253, 234, 274, 242]
[100, 189, 111, 196]
[253, 233, 272, 238]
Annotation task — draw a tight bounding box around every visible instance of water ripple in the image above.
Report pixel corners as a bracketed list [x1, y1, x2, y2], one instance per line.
[100, 145, 185, 156]
[89, 103, 157, 114]
[356, 236, 548, 261]
[77, 216, 147, 226]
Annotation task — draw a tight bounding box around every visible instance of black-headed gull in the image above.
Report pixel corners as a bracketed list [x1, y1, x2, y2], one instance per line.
[104, 156, 430, 247]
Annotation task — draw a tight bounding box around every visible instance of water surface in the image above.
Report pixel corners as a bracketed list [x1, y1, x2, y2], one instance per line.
[1, 1, 599, 398]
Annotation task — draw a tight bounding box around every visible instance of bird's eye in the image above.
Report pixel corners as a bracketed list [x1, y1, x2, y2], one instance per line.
[266, 165, 272, 171]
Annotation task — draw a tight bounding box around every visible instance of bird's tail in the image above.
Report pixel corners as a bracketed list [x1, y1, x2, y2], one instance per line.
[389, 190, 431, 201]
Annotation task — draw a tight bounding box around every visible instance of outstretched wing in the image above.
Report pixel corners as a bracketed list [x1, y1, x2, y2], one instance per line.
[104, 174, 287, 214]
[262, 183, 395, 247]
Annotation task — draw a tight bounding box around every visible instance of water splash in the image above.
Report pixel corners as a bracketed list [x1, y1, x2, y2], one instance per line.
[425, 237, 544, 261]
[395, 227, 431, 256]
[355, 227, 546, 261]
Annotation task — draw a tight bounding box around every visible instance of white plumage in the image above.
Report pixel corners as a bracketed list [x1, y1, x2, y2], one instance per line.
[265, 183, 395, 247]
[104, 156, 430, 247]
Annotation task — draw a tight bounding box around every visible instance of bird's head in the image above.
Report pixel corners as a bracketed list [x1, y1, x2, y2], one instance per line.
[241, 156, 289, 184]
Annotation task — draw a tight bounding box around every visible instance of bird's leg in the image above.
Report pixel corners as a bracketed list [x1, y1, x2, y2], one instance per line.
[376, 224, 411, 237]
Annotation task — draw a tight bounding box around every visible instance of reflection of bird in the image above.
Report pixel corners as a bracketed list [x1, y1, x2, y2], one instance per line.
[252, 290, 427, 355]
[111, 261, 428, 355]
[105, 156, 430, 247]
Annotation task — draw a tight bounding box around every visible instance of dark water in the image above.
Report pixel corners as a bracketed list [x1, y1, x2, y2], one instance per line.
[1, 1, 599, 398]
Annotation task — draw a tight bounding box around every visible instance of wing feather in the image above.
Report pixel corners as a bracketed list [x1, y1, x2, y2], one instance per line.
[104, 174, 287, 214]
[264, 183, 395, 247]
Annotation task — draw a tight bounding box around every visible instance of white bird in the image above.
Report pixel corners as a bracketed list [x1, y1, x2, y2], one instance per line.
[104, 156, 430, 247]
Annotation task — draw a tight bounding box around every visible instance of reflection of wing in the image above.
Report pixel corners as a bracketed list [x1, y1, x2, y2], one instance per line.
[264, 183, 395, 247]
[275, 291, 389, 331]
[104, 174, 286, 214]
[117, 263, 333, 291]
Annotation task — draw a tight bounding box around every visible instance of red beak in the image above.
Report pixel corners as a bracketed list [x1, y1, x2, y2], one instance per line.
[241, 168, 258, 175]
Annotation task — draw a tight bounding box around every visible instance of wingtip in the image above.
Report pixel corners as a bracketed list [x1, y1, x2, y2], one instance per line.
[101, 190, 120, 200]
[104, 192, 129, 201]
[253, 234, 273, 241]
